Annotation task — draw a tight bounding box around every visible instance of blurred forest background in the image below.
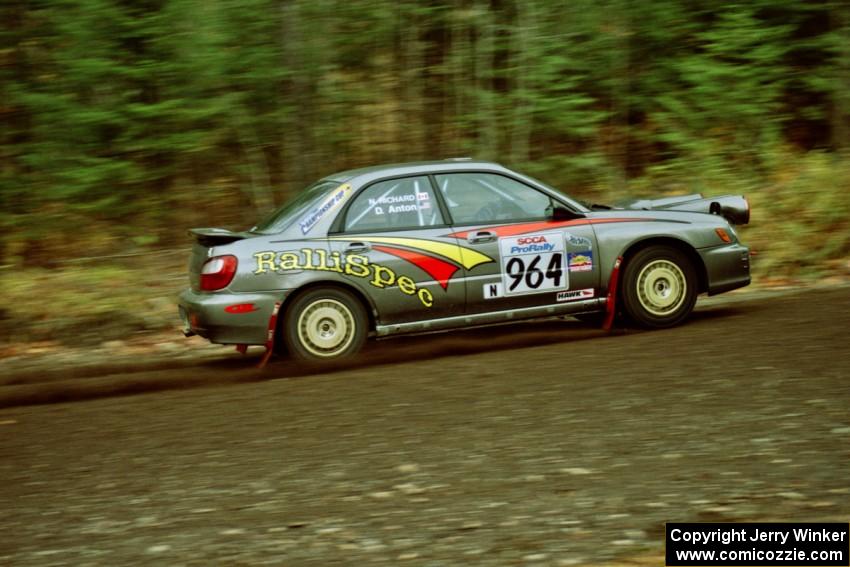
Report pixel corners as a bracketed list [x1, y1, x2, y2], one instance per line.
[1, 0, 850, 345]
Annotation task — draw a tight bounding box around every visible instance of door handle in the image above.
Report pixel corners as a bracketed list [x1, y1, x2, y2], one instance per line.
[344, 241, 371, 254]
[467, 230, 496, 244]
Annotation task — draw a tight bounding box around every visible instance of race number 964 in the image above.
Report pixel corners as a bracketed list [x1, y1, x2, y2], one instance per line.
[505, 254, 564, 291]
[499, 233, 568, 295]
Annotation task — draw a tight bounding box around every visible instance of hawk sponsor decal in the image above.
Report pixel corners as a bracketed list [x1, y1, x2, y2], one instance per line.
[568, 251, 593, 272]
[566, 233, 592, 249]
[499, 232, 568, 296]
[556, 288, 594, 302]
[253, 249, 434, 307]
[327, 236, 494, 290]
[299, 183, 353, 235]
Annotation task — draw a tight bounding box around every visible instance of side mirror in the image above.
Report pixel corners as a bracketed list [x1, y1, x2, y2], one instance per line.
[549, 203, 582, 221]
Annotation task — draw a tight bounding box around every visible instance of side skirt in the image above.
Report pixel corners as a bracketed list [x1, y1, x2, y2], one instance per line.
[375, 298, 605, 338]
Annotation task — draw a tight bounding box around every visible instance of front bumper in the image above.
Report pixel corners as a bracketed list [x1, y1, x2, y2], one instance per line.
[699, 242, 751, 296]
[178, 288, 288, 345]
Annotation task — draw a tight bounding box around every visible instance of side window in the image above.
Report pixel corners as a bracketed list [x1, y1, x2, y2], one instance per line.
[344, 176, 444, 232]
[435, 173, 552, 225]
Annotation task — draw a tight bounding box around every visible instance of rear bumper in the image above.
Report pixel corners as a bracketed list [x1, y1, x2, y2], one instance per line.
[178, 289, 288, 345]
[699, 242, 751, 296]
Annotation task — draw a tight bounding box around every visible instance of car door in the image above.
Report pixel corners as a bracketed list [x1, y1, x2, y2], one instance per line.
[327, 175, 470, 325]
[434, 172, 600, 315]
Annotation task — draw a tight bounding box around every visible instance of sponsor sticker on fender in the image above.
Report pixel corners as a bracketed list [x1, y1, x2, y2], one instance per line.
[566, 233, 593, 249]
[556, 288, 594, 302]
[499, 232, 568, 296]
[568, 251, 594, 272]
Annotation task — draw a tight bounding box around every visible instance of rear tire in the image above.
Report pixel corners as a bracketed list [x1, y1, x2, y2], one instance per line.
[283, 288, 368, 363]
[621, 245, 697, 328]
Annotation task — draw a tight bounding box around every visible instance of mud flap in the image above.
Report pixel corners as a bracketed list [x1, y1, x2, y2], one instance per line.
[603, 256, 623, 332]
[258, 301, 282, 369]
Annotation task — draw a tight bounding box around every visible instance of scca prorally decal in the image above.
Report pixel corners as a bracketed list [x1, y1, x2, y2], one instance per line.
[500, 232, 567, 296]
[556, 288, 594, 302]
[327, 236, 494, 290]
[509, 235, 556, 254]
[299, 183, 353, 235]
[253, 249, 434, 307]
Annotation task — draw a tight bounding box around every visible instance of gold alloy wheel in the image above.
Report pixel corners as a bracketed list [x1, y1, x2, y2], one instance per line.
[296, 298, 356, 358]
[636, 259, 687, 317]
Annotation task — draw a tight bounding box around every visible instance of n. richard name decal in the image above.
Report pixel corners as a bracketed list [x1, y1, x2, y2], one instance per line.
[253, 249, 434, 307]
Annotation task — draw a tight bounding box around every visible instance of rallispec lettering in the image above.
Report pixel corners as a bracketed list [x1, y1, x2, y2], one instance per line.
[253, 249, 434, 308]
[510, 235, 555, 254]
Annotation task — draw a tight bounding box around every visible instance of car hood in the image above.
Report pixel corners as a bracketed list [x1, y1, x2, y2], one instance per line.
[613, 193, 750, 225]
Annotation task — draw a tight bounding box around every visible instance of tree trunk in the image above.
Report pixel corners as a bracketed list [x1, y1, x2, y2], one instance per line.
[831, 1, 850, 152]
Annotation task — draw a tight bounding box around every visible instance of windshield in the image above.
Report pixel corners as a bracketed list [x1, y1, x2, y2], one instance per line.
[251, 180, 343, 234]
[525, 177, 590, 212]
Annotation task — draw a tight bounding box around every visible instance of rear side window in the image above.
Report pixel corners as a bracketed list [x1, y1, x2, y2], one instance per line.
[344, 176, 444, 232]
[435, 173, 552, 225]
[252, 180, 342, 234]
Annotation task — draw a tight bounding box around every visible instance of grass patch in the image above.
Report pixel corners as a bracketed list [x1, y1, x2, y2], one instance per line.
[0, 256, 185, 346]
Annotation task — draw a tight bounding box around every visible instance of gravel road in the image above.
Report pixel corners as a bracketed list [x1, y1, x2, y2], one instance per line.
[1, 287, 849, 566]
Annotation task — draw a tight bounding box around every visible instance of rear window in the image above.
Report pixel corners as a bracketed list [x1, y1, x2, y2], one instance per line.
[251, 180, 345, 234]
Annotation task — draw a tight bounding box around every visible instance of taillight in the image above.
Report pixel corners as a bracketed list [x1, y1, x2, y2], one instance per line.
[200, 255, 238, 291]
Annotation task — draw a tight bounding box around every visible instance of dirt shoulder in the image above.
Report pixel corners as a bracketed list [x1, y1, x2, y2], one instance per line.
[1, 285, 848, 565]
[1, 282, 847, 409]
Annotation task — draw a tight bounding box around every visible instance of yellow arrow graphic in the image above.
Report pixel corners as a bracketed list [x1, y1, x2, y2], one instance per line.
[328, 236, 493, 271]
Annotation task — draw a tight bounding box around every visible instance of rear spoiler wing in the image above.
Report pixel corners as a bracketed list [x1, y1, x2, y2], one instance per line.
[188, 228, 251, 247]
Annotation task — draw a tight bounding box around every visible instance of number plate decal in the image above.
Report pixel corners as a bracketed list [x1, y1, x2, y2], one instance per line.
[499, 232, 568, 296]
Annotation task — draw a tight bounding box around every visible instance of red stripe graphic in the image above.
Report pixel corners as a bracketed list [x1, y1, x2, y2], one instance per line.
[372, 245, 459, 290]
[447, 218, 644, 239]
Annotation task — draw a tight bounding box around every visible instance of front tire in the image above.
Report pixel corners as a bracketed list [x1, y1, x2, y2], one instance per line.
[283, 288, 368, 363]
[621, 246, 697, 328]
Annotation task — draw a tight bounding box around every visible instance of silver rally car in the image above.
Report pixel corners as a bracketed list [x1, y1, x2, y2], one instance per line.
[179, 160, 751, 362]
